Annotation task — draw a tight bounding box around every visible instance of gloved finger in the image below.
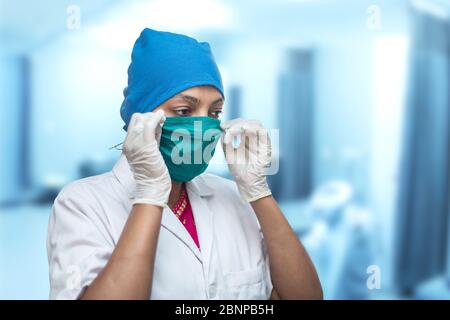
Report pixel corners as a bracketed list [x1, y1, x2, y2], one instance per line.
[220, 118, 244, 130]
[242, 123, 262, 148]
[222, 130, 232, 147]
[221, 118, 260, 130]
[144, 110, 164, 141]
[241, 126, 259, 160]
[223, 126, 244, 147]
[155, 114, 165, 144]
[242, 125, 259, 138]
[222, 119, 264, 151]
[229, 125, 244, 135]
[155, 126, 162, 144]
[221, 133, 240, 155]
[242, 119, 263, 134]
[129, 113, 145, 133]
[221, 134, 239, 164]
[136, 114, 151, 137]
[221, 135, 229, 157]
[124, 113, 145, 150]
[128, 112, 141, 131]
[256, 127, 271, 164]
[224, 121, 261, 147]
[244, 119, 263, 128]
[222, 126, 234, 145]
[143, 110, 165, 142]
[257, 127, 270, 148]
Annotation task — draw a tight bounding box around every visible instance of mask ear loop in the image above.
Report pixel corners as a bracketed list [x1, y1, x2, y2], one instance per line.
[110, 116, 165, 151]
[109, 142, 123, 151]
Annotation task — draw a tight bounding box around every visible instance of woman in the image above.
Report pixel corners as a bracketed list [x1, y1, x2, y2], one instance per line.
[47, 28, 322, 300]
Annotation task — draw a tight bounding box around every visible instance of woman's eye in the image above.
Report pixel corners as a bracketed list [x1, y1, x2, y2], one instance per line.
[210, 110, 222, 118]
[174, 108, 191, 116]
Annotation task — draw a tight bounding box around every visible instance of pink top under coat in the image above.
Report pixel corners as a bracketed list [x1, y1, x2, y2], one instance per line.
[171, 185, 200, 249]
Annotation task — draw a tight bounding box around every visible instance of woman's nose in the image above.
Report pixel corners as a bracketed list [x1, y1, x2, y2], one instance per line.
[191, 107, 209, 117]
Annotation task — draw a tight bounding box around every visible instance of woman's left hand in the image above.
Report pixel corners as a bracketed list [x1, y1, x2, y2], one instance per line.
[221, 118, 272, 202]
[221, 119, 323, 299]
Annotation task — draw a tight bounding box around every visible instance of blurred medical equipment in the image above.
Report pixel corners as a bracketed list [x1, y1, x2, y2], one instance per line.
[282, 180, 376, 299]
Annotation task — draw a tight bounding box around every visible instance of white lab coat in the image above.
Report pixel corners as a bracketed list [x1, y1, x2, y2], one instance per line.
[47, 154, 273, 300]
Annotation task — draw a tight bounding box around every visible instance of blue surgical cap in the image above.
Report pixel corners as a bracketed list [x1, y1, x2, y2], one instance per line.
[120, 28, 224, 131]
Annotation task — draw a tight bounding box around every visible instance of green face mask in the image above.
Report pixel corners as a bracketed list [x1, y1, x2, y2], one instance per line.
[159, 116, 223, 182]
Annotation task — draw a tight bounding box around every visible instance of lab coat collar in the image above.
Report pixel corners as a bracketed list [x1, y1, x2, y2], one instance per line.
[111, 153, 215, 262]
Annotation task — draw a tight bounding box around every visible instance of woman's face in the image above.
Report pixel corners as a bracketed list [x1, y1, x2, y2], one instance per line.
[154, 85, 224, 119]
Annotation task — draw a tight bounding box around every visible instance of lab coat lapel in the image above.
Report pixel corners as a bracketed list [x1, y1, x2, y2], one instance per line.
[186, 175, 215, 278]
[160, 206, 202, 262]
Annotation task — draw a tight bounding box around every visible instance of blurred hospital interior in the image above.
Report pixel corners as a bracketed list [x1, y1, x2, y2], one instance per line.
[1, 0, 450, 299]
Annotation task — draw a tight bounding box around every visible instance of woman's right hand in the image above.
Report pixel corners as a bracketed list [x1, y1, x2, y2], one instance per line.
[123, 110, 172, 207]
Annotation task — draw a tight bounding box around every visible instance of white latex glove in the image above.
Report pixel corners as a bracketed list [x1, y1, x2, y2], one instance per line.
[221, 118, 272, 202]
[123, 110, 171, 207]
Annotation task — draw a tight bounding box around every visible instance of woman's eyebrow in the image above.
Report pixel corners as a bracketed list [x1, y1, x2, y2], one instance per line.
[210, 97, 224, 107]
[173, 94, 199, 106]
[172, 94, 224, 107]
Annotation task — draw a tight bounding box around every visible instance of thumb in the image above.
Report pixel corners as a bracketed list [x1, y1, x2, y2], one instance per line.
[143, 110, 165, 142]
